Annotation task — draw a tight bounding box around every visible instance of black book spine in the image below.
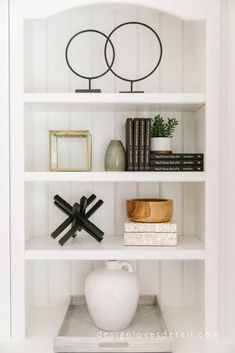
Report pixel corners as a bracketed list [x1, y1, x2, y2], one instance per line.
[139, 118, 145, 171]
[133, 118, 140, 171]
[150, 153, 204, 160]
[150, 165, 204, 172]
[125, 118, 133, 171]
[144, 118, 151, 171]
[150, 159, 203, 166]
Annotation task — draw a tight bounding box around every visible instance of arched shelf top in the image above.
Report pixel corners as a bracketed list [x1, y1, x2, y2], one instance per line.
[22, 0, 208, 21]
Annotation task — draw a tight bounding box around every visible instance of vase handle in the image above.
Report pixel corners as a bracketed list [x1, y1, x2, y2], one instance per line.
[118, 261, 133, 272]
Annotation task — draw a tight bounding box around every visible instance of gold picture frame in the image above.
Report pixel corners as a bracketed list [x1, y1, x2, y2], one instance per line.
[49, 130, 92, 172]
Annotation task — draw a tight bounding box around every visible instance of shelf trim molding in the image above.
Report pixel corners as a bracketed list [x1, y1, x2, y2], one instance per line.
[24, 93, 205, 112]
[25, 235, 205, 261]
[24, 171, 206, 183]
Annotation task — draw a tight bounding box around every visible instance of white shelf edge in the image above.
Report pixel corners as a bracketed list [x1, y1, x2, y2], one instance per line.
[24, 171, 206, 183]
[25, 235, 205, 261]
[24, 92, 205, 103]
[24, 93, 205, 112]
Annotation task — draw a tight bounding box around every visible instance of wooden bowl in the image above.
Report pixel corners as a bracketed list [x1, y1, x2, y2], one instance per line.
[126, 199, 173, 223]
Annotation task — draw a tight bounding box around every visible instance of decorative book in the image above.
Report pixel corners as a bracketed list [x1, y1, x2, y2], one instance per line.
[125, 221, 177, 233]
[139, 118, 145, 171]
[124, 232, 177, 246]
[144, 118, 151, 171]
[150, 159, 203, 166]
[150, 166, 203, 171]
[125, 118, 133, 171]
[133, 118, 140, 171]
[150, 153, 204, 160]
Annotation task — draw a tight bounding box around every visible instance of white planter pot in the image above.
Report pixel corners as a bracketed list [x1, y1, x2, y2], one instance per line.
[85, 260, 139, 331]
[151, 137, 172, 153]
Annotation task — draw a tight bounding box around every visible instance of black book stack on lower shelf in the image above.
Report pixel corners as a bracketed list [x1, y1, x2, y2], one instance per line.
[150, 153, 204, 171]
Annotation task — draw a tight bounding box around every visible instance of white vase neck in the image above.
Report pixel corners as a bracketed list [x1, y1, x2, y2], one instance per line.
[105, 261, 133, 272]
[105, 260, 120, 270]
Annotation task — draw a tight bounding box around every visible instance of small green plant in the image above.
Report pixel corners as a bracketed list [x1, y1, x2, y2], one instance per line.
[151, 114, 178, 138]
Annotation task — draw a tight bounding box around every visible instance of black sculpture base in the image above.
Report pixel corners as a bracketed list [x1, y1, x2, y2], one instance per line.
[119, 90, 144, 93]
[51, 194, 104, 246]
[75, 89, 102, 93]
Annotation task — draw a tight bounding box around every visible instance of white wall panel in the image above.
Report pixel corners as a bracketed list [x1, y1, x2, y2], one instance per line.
[160, 261, 182, 305]
[49, 261, 71, 306]
[139, 261, 160, 295]
[90, 9, 116, 93]
[34, 262, 49, 307]
[93, 183, 115, 235]
[69, 11, 93, 92]
[71, 261, 92, 295]
[137, 10, 161, 93]
[182, 260, 196, 306]
[159, 13, 183, 306]
[114, 11, 138, 93]
[183, 21, 206, 93]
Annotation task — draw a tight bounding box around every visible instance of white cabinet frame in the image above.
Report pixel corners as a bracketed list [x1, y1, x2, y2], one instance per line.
[9, 0, 222, 343]
[0, 0, 11, 340]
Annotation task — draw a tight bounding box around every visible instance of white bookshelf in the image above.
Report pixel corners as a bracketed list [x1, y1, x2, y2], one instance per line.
[8, 0, 221, 351]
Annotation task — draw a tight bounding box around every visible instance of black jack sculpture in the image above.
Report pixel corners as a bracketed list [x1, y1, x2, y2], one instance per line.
[51, 194, 104, 246]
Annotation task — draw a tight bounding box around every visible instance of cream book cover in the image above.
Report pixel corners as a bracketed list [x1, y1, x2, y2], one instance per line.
[124, 222, 177, 233]
[124, 232, 178, 246]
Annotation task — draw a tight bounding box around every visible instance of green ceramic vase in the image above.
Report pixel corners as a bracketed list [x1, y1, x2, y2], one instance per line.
[104, 140, 126, 171]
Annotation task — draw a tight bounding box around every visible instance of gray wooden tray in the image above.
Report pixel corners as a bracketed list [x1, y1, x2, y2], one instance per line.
[54, 295, 173, 353]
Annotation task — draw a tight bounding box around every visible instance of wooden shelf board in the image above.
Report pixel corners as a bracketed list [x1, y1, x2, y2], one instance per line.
[24, 93, 205, 112]
[24, 171, 206, 183]
[25, 235, 205, 261]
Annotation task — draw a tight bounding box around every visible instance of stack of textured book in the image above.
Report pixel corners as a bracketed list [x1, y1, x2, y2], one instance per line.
[150, 153, 204, 172]
[124, 222, 177, 246]
[125, 118, 152, 171]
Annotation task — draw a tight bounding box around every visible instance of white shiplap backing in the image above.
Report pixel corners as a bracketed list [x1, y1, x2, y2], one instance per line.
[24, 5, 205, 309]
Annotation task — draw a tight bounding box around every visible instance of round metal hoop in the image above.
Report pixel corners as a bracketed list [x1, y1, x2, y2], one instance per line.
[104, 22, 163, 85]
[65, 29, 115, 81]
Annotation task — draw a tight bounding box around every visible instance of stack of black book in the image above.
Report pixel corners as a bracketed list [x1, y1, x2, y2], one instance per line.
[125, 118, 152, 171]
[150, 153, 204, 171]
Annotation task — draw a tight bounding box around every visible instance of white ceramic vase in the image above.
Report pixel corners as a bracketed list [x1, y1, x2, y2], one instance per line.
[85, 260, 139, 331]
[151, 137, 172, 153]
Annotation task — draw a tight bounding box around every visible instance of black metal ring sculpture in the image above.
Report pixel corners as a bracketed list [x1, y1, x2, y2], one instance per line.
[65, 23, 163, 93]
[65, 29, 115, 92]
[104, 22, 163, 93]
